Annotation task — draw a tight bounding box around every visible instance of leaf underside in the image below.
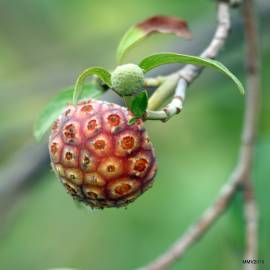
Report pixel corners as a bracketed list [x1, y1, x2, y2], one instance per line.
[139, 53, 245, 95]
[117, 16, 191, 63]
[34, 84, 104, 141]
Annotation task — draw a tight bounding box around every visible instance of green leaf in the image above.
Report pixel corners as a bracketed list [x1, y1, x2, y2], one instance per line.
[117, 27, 142, 64]
[116, 16, 191, 64]
[128, 117, 137, 125]
[139, 53, 245, 95]
[130, 90, 148, 118]
[34, 84, 104, 141]
[73, 67, 111, 104]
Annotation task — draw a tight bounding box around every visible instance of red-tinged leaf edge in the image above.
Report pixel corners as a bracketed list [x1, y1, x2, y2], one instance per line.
[117, 15, 191, 63]
[137, 15, 191, 38]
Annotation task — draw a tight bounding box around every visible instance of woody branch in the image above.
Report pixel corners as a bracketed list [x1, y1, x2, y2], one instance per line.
[138, 0, 260, 269]
[144, 1, 230, 121]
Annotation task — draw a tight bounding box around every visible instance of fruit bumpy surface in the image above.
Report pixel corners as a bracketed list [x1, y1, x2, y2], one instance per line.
[49, 99, 157, 209]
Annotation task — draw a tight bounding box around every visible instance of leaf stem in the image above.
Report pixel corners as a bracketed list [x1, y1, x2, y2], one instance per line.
[72, 67, 112, 104]
[73, 68, 93, 104]
[145, 1, 232, 121]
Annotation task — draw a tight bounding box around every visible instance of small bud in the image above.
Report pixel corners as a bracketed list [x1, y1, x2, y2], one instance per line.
[111, 64, 144, 96]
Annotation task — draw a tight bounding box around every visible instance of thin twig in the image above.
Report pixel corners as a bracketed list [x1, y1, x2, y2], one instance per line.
[242, 0, 260, 268]
[145, 79, 186, 121]
[138, 0, 261, 269]
[243, 179, 258, 270]
[145, 1, 231, 120]
[137, 137, 249, 270]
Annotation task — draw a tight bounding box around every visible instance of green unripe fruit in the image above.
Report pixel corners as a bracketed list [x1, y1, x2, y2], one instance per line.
[111, 64, 144, 96]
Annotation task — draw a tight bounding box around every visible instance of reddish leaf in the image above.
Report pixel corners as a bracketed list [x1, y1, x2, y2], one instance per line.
[117, 15, 191, 63]
[137, 15, 191, 38]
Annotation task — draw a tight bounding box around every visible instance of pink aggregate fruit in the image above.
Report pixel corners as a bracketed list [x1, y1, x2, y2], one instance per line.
[49, 99, 157, 209]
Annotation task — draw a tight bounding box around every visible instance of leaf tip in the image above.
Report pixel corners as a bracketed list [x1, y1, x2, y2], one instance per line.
[128, 117, 137, 125]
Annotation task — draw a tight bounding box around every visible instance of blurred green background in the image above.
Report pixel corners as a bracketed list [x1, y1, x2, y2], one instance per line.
[0, 0, 269, 270]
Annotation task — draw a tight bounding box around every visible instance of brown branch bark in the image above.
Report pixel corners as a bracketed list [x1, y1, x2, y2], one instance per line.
[138, 0, 261, 269]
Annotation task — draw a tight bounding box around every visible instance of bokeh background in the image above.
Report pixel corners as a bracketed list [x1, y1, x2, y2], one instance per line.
[0, 0, 269, 269]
